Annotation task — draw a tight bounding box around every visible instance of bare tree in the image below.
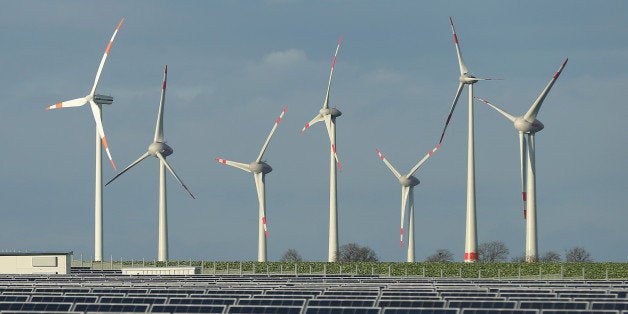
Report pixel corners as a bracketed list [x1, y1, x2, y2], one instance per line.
[425, 249, 454, 262]
[279, 248, 303, 262]
[539, 251, 561, 262]
[511, 255, 526, 263]
[565, 247, 592, 262]
[338, 243, 378, 262]
[478, 241, 509, 262]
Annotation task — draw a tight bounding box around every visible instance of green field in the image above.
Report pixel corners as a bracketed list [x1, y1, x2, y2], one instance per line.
[72, 260, 628, 279]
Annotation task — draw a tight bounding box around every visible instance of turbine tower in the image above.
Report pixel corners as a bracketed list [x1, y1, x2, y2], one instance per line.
[215, 106, 287, 262]
[437, 17, 499, 262]
[45, 18, 124, 262]
[376, 144, 441, 262]
[106, 66, 195, 262]
[475, 58, 568, 263]
[300, 35, 343, 262]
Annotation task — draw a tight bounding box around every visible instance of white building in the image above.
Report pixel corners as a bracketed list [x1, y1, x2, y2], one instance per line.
[0, 252, 72, 274]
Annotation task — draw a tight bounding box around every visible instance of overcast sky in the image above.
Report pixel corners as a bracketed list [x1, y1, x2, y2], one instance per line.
[0, 1, 625, 262]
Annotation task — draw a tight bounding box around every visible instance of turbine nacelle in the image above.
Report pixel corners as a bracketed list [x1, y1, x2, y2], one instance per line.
[149, 141, 173, 157]
[399, 175, 419, 187]
[93, 94, 113, 105]
[459, 73, 479, 85]
[515, 117, 544, 134]
[249, 161, 272, 174]
[320, 107, 342, 118]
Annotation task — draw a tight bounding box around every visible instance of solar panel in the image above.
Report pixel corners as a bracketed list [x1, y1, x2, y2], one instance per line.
[206, 289, 264, 295]
[305, 306, 381, 314]
[225, 305, 303, 313]
[380, 296, 443, 301]
[590, 301, 628, 310]
[99, 296, 168, 304]
[253, 294, 315, 299]
[168, 297, 237, 305]
[447, 301, 517, 309]
[149, 288, 205, 295]
[0, 295, 28, 302]
[519, 301, 588, 310]
[443, 297, 507, 301]
[73, 302, 150, 312]
[33, 287, 91, 294]
[0, 302, 73, 311]
[149, 304, 226, 313]
[265, 290, 322, 296]
[238, 298, 306, 306]
[382, 308, 459, 314]
[539, 310, 621, 314]
[29, 295, 99, 303]
[323, 290, 379, 296]
[315, 295, 378, 300]
[460, 309, 538, 314]
[377, 300, 446, 308]
[92, 288, 149, 294]
[307, 299, 376, 307]
[381, 291, 439, 297]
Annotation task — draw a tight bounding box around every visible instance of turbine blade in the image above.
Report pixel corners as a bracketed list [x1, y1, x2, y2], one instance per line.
[89, 100, 116, 170]
[449, 17, 468, 75]
[519, 132, 528, 220]
[322, 35, 343, 109]
[438, 82, 464, 144]
[154, 65, 167, 143]
[156, 152, 195, 199]
[375, 149, 402, 179]
[45, 97, 87, 110]
[407, 144, 441, 177]
[474, 77, 503, 81]
[254, 172, 268, 238]
[300, 114, 324, 134]
[324, 115, 342, 171]
[105, 151, 151, 186]
[475, 96, 517, 122]
[400, 186, 410, 248]
[256, 106, 288, 162]
[90, 18, 124, 96]
[524, 58, 568, 122]
[215, 157, 252, 173]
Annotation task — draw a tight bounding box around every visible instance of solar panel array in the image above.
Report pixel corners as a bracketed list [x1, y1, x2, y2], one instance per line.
[0, 269, 625, 313]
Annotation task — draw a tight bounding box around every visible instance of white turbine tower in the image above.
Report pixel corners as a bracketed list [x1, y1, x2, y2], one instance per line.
[375, 144, 441, 262]
[45, 18, 123, 262]
[215, 106, 287, 262]
[106, 66, 195, 262]
[300, 35, 343, 262]
[475, 58, 568, 263]
[437, 17, 499, 262]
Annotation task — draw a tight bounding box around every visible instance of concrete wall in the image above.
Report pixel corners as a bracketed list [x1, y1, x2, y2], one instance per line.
[0, 252, 72, 274]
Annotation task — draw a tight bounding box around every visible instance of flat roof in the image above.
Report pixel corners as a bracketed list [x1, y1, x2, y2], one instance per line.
[0, 251, 72, 256]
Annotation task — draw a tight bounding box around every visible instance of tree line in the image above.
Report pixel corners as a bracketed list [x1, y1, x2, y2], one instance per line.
[280, 241, 593, 263]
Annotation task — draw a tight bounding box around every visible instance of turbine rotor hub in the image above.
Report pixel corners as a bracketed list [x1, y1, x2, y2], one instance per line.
[320, 107, 342, 118]
[399, 175, 419, 187]
[514, 117, 544, 134]
[249, 161, 272, 174]
[459, 74, 478, 85]
[149, 142, 173, 157]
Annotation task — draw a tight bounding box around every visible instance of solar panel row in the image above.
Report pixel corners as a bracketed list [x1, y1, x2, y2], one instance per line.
[0, 273, 625, 313]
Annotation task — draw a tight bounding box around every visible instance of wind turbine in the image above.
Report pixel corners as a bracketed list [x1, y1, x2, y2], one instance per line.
[45, 18, 124, 262]
[300, 35, 343, 262]
[437, 17, 499, 262]
[475, 58, 568, 263]
[375, 144, 441, 262]
[105, 66, 195, 262]
[215, 106, 287, 262]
